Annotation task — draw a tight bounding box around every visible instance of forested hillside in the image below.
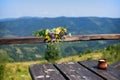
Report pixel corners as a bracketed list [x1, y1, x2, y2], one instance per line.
[0, 17, 120, 62]
[0, 17, 120, 37]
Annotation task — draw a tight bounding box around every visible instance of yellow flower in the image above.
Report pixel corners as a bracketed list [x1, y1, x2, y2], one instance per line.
[45, 35, 51, 41]
[55, 28, 60, 34]
[64, 28, 67, 33]
[45, 29, 49, 35]
[55, 34, 59, 39]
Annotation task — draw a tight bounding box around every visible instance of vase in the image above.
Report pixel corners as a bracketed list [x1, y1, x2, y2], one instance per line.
[98, 59, 107, 70]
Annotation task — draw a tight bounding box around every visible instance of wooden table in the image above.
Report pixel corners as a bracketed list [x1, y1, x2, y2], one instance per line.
[29, 60, 120, 80]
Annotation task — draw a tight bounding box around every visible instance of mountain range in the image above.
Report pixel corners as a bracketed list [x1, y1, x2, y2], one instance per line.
[0, 17, 120, 38]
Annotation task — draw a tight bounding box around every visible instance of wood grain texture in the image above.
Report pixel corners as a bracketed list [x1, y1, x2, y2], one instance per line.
[0, 34, 120, 44]
[29, 64, 66, 80]
[54, 62, 104, 80]
[78, 60, 120, 80]
[0, 37, 45, 44]
[64, 34, 120, 42]
[111, 61, 120, 72]
[29, 60, 120, 80]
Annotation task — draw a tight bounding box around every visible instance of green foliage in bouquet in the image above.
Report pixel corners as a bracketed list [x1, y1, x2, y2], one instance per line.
[33, 27, 67, 62]
[45, 42, 61, 62]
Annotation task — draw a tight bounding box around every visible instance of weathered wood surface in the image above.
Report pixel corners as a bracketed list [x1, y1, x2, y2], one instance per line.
[78, 60, 120, 80]
[111, 61, 120, 72]
[64, 34, 120, 42]
[0, 37, 45, 44]
[29, 60, 120, 80]
[29, 64, 66, 80]
[0, 34, 120, 44]
[55, 62, 103, 80]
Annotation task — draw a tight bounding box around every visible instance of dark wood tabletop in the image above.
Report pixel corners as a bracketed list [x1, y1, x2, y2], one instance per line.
[29, 60, 120, 80]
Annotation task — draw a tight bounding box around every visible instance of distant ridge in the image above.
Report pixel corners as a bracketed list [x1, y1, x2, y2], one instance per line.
[0, 17, 120, 38]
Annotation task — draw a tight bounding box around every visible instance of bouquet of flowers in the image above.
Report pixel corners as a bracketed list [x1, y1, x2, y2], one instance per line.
[33, 27, 67, 42]
[33, 27, 67, 62]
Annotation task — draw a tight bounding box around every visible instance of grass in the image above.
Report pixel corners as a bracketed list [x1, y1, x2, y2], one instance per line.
[56, 52, 102, 63]
[3, 60, 47, 80]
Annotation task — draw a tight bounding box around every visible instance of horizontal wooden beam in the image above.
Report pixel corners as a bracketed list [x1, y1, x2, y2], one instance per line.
[0, 37, 45, 44]
[0, 34, 120, 44]
[63, 34, 120, 42]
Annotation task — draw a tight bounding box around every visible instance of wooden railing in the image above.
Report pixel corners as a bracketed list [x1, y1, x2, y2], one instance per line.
[0, 34, 120, 44]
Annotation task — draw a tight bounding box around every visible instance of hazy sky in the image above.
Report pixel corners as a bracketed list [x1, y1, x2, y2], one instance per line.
[0, 0, 120, 19]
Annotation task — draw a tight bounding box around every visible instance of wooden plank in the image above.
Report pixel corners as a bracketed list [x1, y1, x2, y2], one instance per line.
[111, 61, 120, 72]
[78, 60, 120, 80]
[0, 37, 45, 44]
[29, 64, 66, 80]
[64, 34, 120, 42]
[0, 34, 120, 44]
[54, 62, 104, 80]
